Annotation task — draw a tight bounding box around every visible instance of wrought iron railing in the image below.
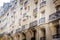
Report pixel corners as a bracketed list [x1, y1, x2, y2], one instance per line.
[39, 17, 45, 24]
[40, 1, 46, 8]
[16, 28, 21, 33]
[29, 20, 37, 27]
[49, 10, 60, 21]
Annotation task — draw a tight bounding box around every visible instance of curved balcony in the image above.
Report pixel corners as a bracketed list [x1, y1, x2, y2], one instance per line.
[29, 20, 37, 27]
[40, 1, 46, 8]
[49, 10, 60, 22]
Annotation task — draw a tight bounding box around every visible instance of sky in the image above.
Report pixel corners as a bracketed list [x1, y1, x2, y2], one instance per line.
[0, 0, 10, 6]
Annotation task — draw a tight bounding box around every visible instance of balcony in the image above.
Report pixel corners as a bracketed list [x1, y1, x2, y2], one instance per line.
[39, 17, 45, 24]
[29, 20, 37, 27]
[16, 28, 21, 33]
[49, 10, 60, 21]
[21, 25, 25, 30]
[40, 1, 46, 8]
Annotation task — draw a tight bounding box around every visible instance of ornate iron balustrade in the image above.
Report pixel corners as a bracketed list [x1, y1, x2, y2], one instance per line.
[49, 10, 60, 21]
[16, 28, 21, 33]
[16, 25, 25, 33]
[39, 17, 45, 24]
[21, 25, 25, 30]
[29, 20, 37, 27]
[40, 1, 46, 8]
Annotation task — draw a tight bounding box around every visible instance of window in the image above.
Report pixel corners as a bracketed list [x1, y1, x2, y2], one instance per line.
[40, 0, 46, 8]
[11, 15, 13, 18]
[56, 5, 60, 11]
[9, 5, 12, 7]
[53, 24, 60, 38]
[24, 0, 28, 5]
[28, 6, 30, 11]
[25, 6, 27, 10]
[26, 15, 29, 19]
[15, 2, 17, 4]
[39, 17, 45, 24]
[33, 8, 37, 18]
[12, 26, 14, 28]
[7, 13, 9, 16]
[41, 0, 45, 2]
[23, 13, 27, 18]
[41, 10, 45, 16]
[11, 6, 15, 10]
[56, 24, 60, 38]
[22, 25, 25, 30]
[23, 19, 26, 22]
[19, 19, 21, 26]
[13, 11, 16, 14]
[20, 7, 23, 10]
[30, 20, 37, 27]
[34, 0, 38, 5]
[11, 31, 13, 34]
[53, 0, 57, 3]
[20, 0, 24, 5]
[41, 10, 45, 14]
[0, 21, 1, 23]
[20, 0, 24, 2]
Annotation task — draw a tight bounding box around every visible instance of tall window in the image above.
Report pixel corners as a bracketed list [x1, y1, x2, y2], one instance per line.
[56, 24, 60, 38]
[53, 24, 60, 39]
[41, 10, 45, 17]
[7, 13, 9, 16]
[41, 0, 45, 2]
[33, 8, 37, 18]
[19, 19, 21, 26]
[23, 13, 27, 18]
[56, 5, 60, 11]
[0, 20, 1, 23]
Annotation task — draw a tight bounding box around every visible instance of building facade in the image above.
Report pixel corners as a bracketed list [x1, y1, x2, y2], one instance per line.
[0, 0, 60, 40]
